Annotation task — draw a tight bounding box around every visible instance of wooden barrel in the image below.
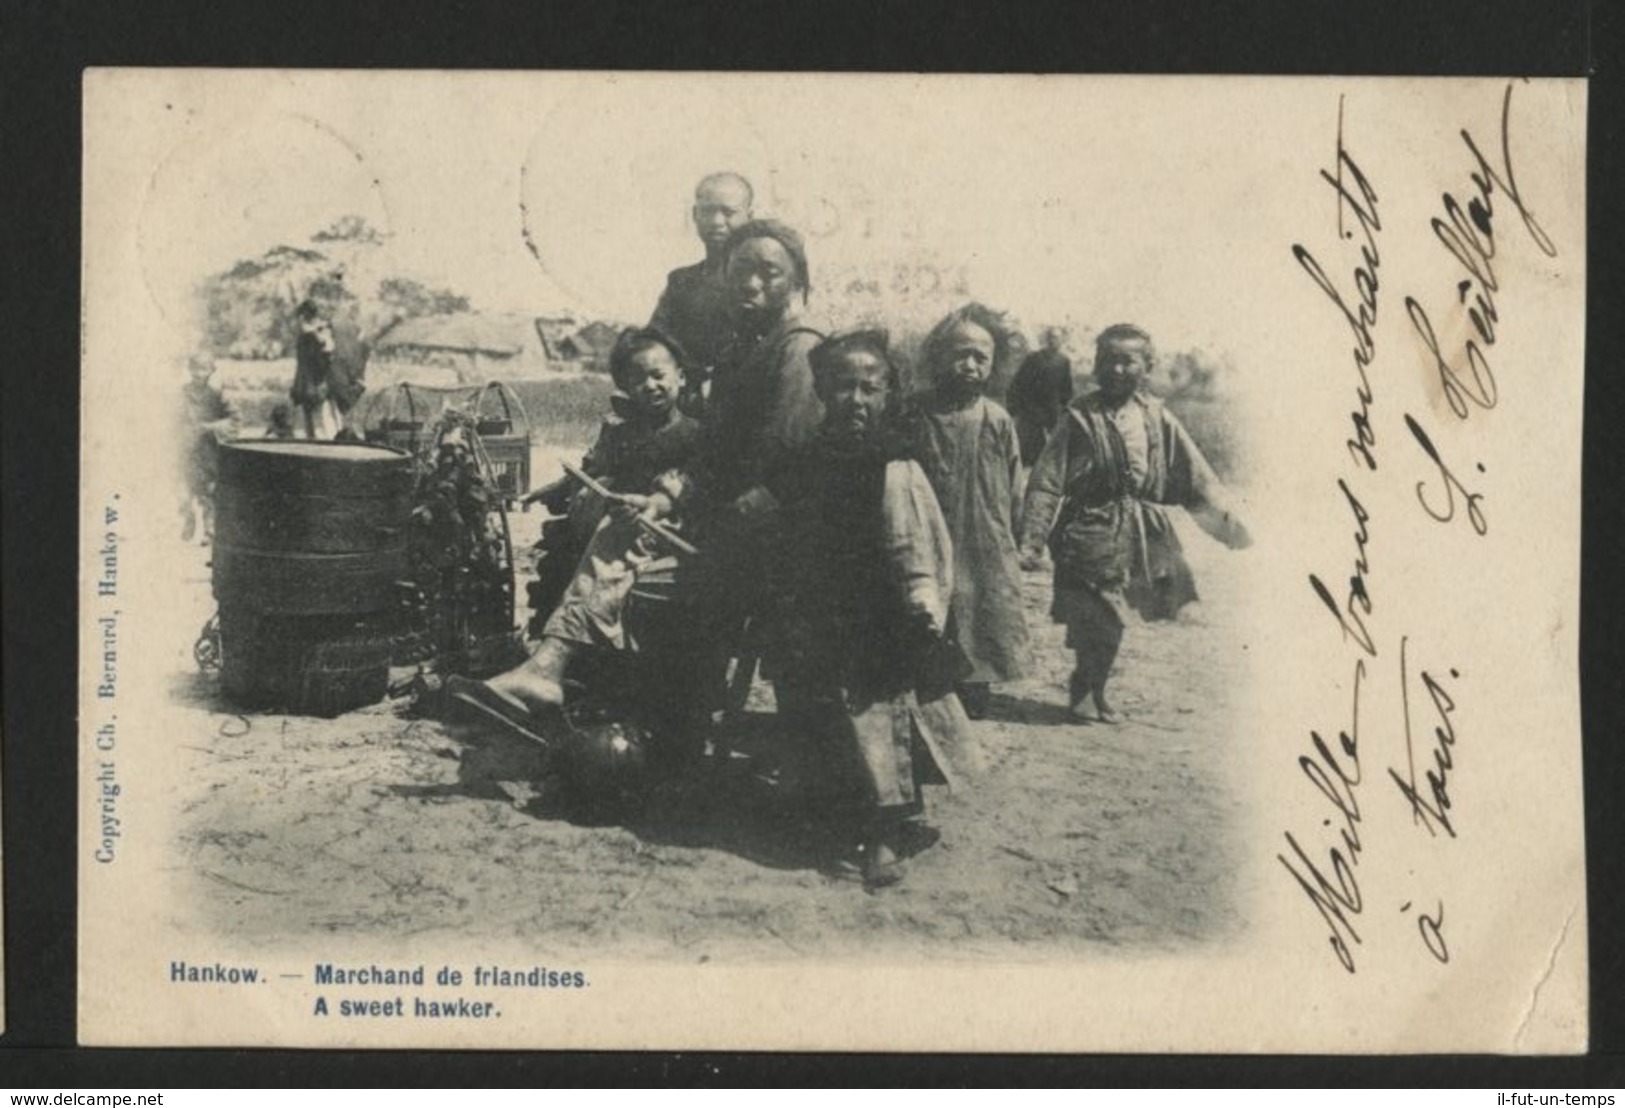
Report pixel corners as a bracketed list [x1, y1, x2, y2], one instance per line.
[213, 441, 414, 714]
[216, 607, 394, 716]
[213, 440, 415, 616]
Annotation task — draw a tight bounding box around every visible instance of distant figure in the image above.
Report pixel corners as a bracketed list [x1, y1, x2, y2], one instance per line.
[264, 403, 296, 439]
[1007, 342, 1075, 468]
[1020, 324, 1250, 723]
[649, 171, 755, 417]
[289, 299, 362, 439]
[179, 354, 238, 544]
[910, 304, 1030, 719]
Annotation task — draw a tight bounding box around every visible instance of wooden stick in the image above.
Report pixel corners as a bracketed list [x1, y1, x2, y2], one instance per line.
[559, 457, 630, 503]
[559, 459, 700, 557]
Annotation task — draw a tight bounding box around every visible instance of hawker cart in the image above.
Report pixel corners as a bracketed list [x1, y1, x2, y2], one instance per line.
[199, 421, 529, 713]
[362, 380, 534, 505]
[208, 439, 417, 716]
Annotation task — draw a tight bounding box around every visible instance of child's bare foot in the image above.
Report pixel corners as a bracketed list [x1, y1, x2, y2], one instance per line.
[1068, 668, 1096, 723]
[488, 636, 576, 711]
[862, 841, 904, 888]
[488, 668, 565, 712]
[1093, 687, 1119, 725]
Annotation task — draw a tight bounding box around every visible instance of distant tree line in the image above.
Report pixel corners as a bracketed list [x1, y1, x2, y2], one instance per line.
[199, 216, 471, 360]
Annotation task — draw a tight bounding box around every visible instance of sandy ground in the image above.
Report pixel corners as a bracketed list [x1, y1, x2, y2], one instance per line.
[166, 443, 1249, 963]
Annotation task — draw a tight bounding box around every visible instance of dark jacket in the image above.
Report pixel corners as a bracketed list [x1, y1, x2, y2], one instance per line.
[1019, 391, 1247, 620]
[533, 402, 702, 516]
[1006, 349, 1075, 466]
[290, 324, 364, 413]
[696, 318, 825, 505]
[580, 403, 703, 496]
[649, 261, 733, 375]
[767, 432, 981, 806]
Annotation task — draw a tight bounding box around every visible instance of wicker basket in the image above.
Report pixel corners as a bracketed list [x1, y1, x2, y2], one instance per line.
[296, 634, 394, 718]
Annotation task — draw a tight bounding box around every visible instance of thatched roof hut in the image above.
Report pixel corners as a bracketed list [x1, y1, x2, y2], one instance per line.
[373, 313, 553, 380]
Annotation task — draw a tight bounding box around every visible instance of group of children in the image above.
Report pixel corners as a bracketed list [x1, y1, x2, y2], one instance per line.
[442, 172, 1250, 886]
[518, 311, 1248, 737]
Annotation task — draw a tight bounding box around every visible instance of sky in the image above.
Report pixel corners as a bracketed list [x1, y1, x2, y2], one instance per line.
[130, 72, 1326, 363]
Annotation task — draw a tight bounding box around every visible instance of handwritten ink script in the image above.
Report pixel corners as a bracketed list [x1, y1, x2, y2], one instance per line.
[1403, 80, 1558, 537]
[1281, 82, 1559, 974]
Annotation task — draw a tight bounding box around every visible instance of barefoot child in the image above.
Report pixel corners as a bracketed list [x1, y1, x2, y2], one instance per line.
[521, 326, 704, 628]
[910, 304, 1030, 718]
[1019, 324, 1250, 723]
[179, 354, 238, 544]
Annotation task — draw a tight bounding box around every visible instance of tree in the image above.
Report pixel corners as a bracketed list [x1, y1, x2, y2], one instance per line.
[376, 277, 470, 321]
[199, 247, 349, 358]
[197, 215, 473, 358]
[311, 214, 388, 246]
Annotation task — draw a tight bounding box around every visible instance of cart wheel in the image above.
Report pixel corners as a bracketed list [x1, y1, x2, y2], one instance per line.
[194, 612, 223, 673]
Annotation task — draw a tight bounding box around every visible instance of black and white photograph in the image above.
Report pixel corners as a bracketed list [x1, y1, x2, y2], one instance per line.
[78, 70, 1587, 1051]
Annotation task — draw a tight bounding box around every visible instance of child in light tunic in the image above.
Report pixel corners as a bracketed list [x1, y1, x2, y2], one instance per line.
[911, 304, 1030, 718]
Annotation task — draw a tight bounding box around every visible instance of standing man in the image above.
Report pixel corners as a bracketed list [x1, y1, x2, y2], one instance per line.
[650, 172, 755, 418]
[289, 299, 363, 439]
[1006, 333, 1076, 468]
[290, 299, 340, 439]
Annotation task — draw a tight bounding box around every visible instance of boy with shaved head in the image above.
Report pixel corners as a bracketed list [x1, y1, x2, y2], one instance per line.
[767, 329, 978, 888]
[1020, 324, 1250, 723]
[650, 171, 755, 416]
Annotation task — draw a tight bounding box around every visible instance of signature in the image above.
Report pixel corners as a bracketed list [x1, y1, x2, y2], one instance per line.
[1399, 80, 1563, 541]
[1403, 414, 1488, 535]
[1405, 81, 1559, 423]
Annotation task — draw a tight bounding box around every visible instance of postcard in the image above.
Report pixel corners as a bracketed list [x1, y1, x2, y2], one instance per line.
[79, 70, 1587, 1050]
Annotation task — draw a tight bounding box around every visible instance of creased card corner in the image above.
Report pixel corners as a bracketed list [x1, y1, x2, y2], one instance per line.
[1511, 899, 1587, 1054]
